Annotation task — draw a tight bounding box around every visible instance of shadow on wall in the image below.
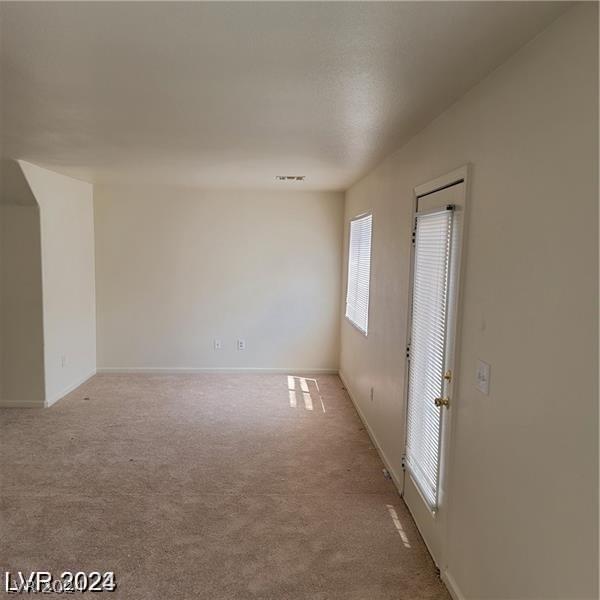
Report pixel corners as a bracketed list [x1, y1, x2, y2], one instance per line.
[0, 159, 45, 406]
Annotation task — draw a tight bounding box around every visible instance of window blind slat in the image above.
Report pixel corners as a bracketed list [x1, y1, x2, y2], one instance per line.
[405, 209, 453, 510]
[345, 214, 372, 334]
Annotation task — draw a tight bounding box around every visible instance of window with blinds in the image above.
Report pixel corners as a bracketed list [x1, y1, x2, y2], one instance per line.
[405, 206, 454, 510]
[345, 213, 372, 335]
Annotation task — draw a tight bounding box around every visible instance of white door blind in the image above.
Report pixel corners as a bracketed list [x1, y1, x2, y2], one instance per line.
[406, 207, 454, 509]
[345, 213, 372, 334]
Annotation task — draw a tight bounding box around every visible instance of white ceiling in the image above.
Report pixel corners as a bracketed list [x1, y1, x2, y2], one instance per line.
[1, 2, 569, 190]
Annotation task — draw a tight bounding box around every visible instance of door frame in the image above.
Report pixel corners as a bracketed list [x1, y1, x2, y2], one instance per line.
[401, 164, 471, 573]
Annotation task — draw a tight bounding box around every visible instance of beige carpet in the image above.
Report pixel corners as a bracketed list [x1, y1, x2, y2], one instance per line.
[1, 373, 450, 599]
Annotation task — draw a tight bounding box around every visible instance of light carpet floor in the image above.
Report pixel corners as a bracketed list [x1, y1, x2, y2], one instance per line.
[1, 373, 450, 600]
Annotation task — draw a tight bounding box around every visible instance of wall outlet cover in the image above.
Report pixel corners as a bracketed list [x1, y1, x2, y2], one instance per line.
[476, 360, 491, 395]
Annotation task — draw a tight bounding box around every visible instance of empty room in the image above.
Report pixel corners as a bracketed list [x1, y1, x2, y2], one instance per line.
[0, 2, 597, 599]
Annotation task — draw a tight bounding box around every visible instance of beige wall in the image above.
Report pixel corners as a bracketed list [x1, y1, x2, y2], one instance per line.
[340, 4, 598, 599]
[0, 160, 45, 407]
[20, 161, 96, 406]
[0, 205, 46, 407]
[94, 186, 344, 372]
[0, 199, 2, 401]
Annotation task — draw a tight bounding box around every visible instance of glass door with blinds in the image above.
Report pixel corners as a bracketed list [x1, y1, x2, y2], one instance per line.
[405, 205, 454, 508]
[403, 168, 467, 572]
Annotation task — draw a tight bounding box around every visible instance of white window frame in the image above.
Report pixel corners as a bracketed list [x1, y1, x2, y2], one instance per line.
[345, 212, 373, 336]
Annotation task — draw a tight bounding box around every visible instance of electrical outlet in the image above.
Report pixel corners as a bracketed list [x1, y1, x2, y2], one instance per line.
[61, 354, 67, 368]
[237, 339, 246, 351]
[214, 339, 222, 350]
[370, 386, 374, 402]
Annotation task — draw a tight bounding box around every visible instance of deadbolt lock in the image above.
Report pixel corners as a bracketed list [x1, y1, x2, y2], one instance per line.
[434, 397, 450, 408]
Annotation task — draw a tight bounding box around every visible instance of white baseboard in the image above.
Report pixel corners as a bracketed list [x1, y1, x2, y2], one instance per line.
[44, 369, 97, 407]
[0, 398, 45, 408]
[338, 370, 404, 495]
[441, 570, 466, 600]
[97, 367, 339, 375]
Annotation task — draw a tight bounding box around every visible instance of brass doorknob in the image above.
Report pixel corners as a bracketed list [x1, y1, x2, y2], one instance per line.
[434, 397, 450, 408]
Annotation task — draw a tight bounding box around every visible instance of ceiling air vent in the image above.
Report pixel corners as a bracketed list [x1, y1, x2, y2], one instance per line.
[275, 175, 306, 181]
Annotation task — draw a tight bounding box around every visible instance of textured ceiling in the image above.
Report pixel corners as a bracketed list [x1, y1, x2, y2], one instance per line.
[0, 2, 569, 190]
